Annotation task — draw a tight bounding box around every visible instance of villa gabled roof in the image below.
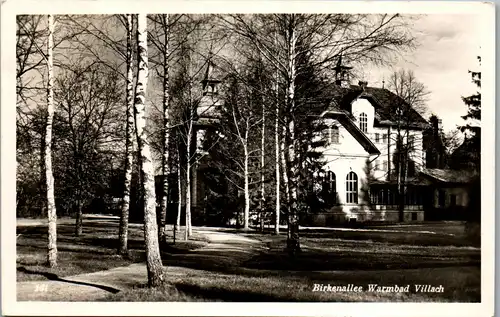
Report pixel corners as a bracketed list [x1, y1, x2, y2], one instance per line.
[320, 108, 380, 155]
[324, 85, 429, 129]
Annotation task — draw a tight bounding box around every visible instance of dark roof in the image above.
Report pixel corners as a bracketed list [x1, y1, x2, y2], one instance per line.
[421, 168, 477, 184]
[324, 85, 429, 129]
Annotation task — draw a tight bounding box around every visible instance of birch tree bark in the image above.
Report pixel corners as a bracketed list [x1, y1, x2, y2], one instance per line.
[273, 55, 280, 235]
[176, 152, 182, 232]
[260, 99, 266, 232]
[184, 117, 193, 240]
[134, 14, 165, 287]
[159, 14, 170, 242]
[280, 122, 290, 217]
[274, 97, 280, 235]
[118, 14, 134, 256]
[243, 128, 250, 230]
[285, 16, 300, 253]
[227, 94, 256, 231]
[46, 14, 57, 268]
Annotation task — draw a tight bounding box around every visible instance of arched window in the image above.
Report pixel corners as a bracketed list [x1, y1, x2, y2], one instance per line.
[359, 112, 367, 133]
[321, 171, 337, 204]
[346, 171, 358, 204]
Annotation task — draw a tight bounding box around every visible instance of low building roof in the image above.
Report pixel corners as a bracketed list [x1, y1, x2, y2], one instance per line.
[421, 168, 477, 184]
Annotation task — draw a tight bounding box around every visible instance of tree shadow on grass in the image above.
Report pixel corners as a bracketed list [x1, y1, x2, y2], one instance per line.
[173, 282, 285, 302]
[159, 243, 479, 279]
[17, 267, 120, 294]
[241, 248, 480, 272]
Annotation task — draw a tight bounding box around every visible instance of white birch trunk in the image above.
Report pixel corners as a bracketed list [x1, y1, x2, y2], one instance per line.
[396, 126, 403, 222]
[260, 102, 265, 231]
[46, 14, 57, 268]
[243, 140, 250, 230]
[134, 14, 164, 287]
[176, 152, 182, 231]
[274, 63, 280, 235]
[159, 14, 170, 242]
[118, 14, 134, 256]
[185, 121, 192, 240]
[275, 103, 281, 235]
[280, 123, 290, 211]
[285, 16, 300, 253]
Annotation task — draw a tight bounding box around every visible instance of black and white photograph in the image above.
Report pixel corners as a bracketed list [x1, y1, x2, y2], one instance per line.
[1, 1, 495, 316]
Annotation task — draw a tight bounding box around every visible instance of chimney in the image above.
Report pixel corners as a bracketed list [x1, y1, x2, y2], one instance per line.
[358, 81, 368, 90]
[430, 116, 443, 135]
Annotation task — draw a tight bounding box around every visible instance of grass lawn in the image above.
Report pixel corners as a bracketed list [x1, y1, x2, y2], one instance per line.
[16, 217, 207, 282]
[17, 217, 480, 302]
[104, 266, 479, 302]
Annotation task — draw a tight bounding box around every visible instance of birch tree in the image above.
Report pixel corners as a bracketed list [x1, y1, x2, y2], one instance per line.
[223, 72, 262, 230]
[176, 137, 183, 237]
[148, 14, 217, 240]
[259, 81, 266, 231]
[169, 42, 195, 240]
[118, 14, 134, 255]
[46, 14, 57, 268]
[274, 71, 281, 235]
[159, 14, 170, 242]
[387, 69, 429, 222]
[147, 14, 172, 242]
[284, 15, 300, 252]
[16, 15, 83, 219]
[184, 100, 194, 239]
[134, 14, 164, 287]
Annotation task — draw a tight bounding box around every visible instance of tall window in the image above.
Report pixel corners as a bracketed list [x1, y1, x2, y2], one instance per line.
[322, 171, 337, 204]
[331, 126, 339, 144]
[346, 172, 358, 203]
[382, 133, 387, 143]
[359, 113, 368, 133]
[375, 133, 380, 143]
[323, 125, 340, 145]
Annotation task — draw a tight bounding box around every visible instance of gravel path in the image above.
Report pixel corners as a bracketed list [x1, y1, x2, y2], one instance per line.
[17, 229, 263, 301]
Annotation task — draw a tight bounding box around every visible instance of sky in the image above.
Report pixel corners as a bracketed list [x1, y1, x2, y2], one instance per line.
[361, 14, 483, 133]
[15, 13, 484, 135]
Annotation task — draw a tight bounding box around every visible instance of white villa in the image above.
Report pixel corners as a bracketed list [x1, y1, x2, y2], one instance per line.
[310, 77, 430, 224]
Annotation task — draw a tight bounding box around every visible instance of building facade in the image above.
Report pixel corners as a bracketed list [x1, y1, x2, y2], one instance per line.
[309, 78, 429, 224]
